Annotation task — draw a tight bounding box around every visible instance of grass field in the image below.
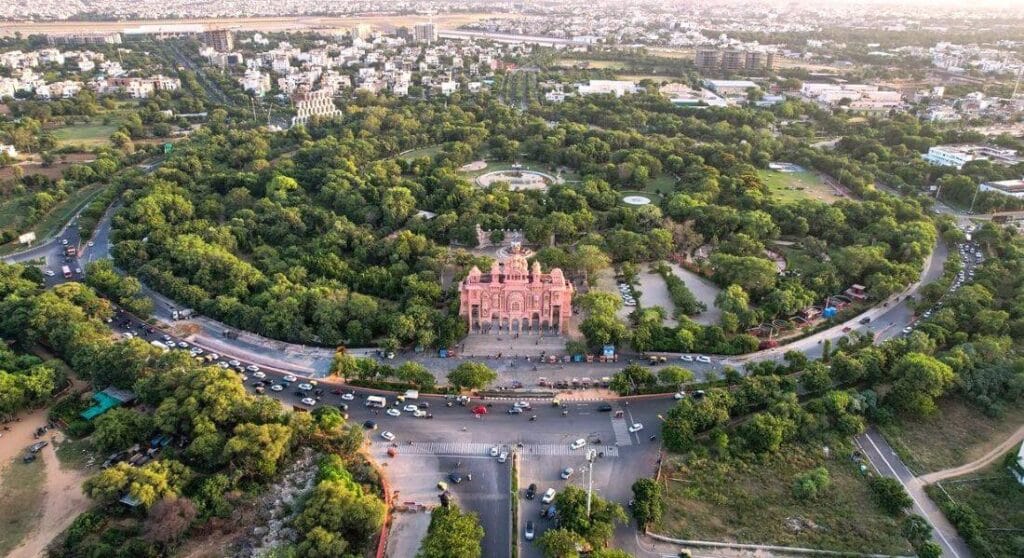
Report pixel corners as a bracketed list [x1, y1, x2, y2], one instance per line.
[655, 443, 913, 555]
[646, 174, 677, 195]
[878, 397, 1024, 474]
[54, 437, 98, 470]
[53, 122, 120, 147]
[398, 144, 444, 161]
[926, 459, 1024, 558]
[0, 455, 47, 556]
[759, 169, 842, 204]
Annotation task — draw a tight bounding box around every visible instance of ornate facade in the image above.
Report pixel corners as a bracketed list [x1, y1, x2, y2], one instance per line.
[459, 247, 574, 335]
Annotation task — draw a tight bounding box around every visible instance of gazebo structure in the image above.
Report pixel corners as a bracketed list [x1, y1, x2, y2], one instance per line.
[458, 245, 574, 335]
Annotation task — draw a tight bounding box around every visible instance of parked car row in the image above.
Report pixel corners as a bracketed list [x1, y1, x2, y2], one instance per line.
[617, 282, 637, 306]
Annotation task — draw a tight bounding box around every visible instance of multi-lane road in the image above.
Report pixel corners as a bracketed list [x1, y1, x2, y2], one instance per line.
[1, 176, 974, 557]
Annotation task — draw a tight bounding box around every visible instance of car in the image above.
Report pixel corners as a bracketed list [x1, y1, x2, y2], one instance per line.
[413, 410, 427, 418]
[270, 384, 283, 392]
[301, 397, 317, 406]
[403, 404, 419, 412]
[498, 452, 508, 463]
[295, 391, 308, 398]
[297, 383, 313, 391]
[680, 354, 694, 362]
[363, 420, 377, 430]
[252, 371, 266, 379]
[246, 365, 261, 372]
[228, 359, 241, 367]
[22, 453, 37, 463]
[283, 374, 297, 382]
[190, 347, 204, 355]
[380, 431, 395, 442]
[29, 441, 48, 453]
[513, 401, 532, 409]
[541, 488, 556, 504]
[674, 392, 686, 400]
[560, 467, 574, 480]
[338, 403, 349, 411]
[525, 521, 535, 541]
[61, 239, 68, 245]
[597, 403, 613, 412]
[217, 361, 230, 369]
[74, 267, 82, 274]
[44, 269, 55, 277]
[859, 317, 871, 325]
[386, 408, 401, 417]
[570, 438, 586, 450]
[177, 341, 188, 349]
[695, 355, 712, 363]
[902, 326, 913, 334]
[628, 422, 644, 433]
[507, 406, 524, 414]
[490, 446, 500, 457]
[525, 483, 537, 499]
[341, 393, 355, 401]
[448, 472, 463, 484]
[418, 402, 430, 409]
[87, 240, 94, 247]
[693, 389, 706, 399]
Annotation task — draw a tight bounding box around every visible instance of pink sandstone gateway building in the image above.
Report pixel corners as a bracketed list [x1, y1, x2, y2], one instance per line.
[458, 248, 574, 335]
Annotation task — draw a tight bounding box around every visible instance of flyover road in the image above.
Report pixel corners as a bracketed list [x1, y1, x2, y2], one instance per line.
[856, 428, 972, 558]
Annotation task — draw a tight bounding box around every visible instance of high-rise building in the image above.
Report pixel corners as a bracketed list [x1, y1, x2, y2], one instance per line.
[414, 23, 437, 44]
[721, 50, 745, 71]
[202, 29, 233, 52]
[352, 24, 373, 41]
[695, 48, 720, 71]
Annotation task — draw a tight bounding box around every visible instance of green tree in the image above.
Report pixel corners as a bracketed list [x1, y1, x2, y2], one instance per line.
[417, 505, 484, 558]
[887, 353, 955, 417]
[792, 467, 831, 501]
[630, 478, 663, 529]
[223, 423, 293, 482]
[295, 479, 386, 553]
[537, 528, 585, 558]
[447, 362, 497, 390]
[869, 476, 912, 516]
[93, 408, 154, 454]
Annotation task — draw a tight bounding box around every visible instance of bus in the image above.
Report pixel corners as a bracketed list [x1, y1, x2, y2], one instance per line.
[150, 340, 170, 353]
[61, 265, 72, 278]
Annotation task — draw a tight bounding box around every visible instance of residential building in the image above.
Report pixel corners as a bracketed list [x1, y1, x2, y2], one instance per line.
[414, 23, 437, 44]
[202, 29, 234, 53]
[291, 88, 342, 127]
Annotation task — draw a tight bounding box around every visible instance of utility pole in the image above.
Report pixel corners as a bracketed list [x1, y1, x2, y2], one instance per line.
[585, 448, 597, 517]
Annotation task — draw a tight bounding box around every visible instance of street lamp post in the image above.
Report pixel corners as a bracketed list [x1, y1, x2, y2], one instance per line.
[586, 448, 597, 517]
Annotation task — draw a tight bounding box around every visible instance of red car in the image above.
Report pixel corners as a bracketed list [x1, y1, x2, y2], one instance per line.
[472, 405, 488, 415]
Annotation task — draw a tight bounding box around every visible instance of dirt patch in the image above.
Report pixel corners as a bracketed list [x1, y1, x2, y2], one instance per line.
[460, 160, 487, 172]
[8, 431, 92, 558]
[385, 510, 432, 558]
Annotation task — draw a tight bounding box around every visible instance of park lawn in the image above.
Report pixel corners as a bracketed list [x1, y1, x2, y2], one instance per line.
[0, 455, 47, 556]
[52, 121, 120, 147]
[398, 144, 443, 161]
[878, 396, 1024, 474]
[655, 443, 914, 555]
[645, 174, 677, 196]
[759, 169, 842, 204]
[926, 459, 1024, 558]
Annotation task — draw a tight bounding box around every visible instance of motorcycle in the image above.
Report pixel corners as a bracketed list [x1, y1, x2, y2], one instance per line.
[530, 415, 537, 422]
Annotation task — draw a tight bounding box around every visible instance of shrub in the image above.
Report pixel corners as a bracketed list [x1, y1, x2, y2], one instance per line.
[792, 466, 831, 501]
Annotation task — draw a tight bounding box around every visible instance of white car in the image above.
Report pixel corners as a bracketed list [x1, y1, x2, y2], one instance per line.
[283, 374, 297, 382]
[498, 452, 508, 463]
[680, 354, 694, 362]
[301, 397, 317, 406]
[902, 326, 913, 334]
[413, 410, 426, 418]
[695, 355, 712, 364]
[403, 404, 419, 412]
[673, 392, 686, 400]
[541, 488, 556, 504]
[628, 423, 644, 433]
[177, 342, 189, 349]
[489, 446, 500, 457]
[570, 438, 586, 450]
[341, 393, 355, 401]
[44, 270, 55, 277]
[190, 347, 204, 355]
[297, 383, 313, 391]
[87, 241, 94, 247]
[217, 362, 230, 369]
[246, 364, 261, 372]
[270, 384, 283, 392]
[513, 401, 531, 409]
[380, 431, 396, 442]
[386, 408, 402, 417]
[251, 371, 266, 380]
[228, 360, 241, 367]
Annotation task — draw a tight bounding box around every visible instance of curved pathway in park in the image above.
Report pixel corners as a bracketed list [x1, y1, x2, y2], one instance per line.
[919, 425, 1024, 485]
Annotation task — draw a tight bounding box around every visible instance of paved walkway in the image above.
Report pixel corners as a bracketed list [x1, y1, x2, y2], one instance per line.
[856, 428, 972, 558]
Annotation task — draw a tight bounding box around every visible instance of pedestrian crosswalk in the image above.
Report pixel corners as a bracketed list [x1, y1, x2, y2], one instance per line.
[371, 441, 620, 458]
[611, 418, 633, 447]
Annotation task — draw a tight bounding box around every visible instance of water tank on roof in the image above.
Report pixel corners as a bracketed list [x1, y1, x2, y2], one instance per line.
[823, 306, 838, 318]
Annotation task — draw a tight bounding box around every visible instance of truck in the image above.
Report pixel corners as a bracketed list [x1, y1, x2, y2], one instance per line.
[150, 340, 170, 352]
[365, 395, 387, 408]
[171, 308, 194, 320]
[404, 389, 419, 400]
[61, 265, 72, 278]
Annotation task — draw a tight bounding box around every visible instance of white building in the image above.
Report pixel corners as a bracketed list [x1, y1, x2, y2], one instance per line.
[578, 79, 637, 97]
[239, 70, 271, 96]
[291, 88, 342, 127]
[0, 144, 17, 157]
[979, 179, 1024, 199]
[924, 145, 1022, 169]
